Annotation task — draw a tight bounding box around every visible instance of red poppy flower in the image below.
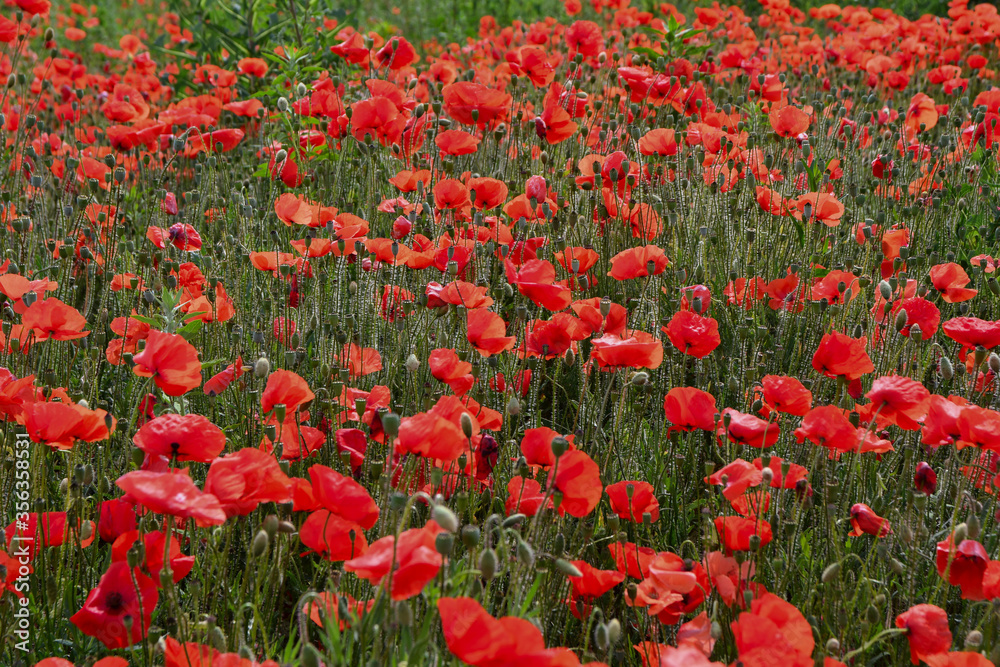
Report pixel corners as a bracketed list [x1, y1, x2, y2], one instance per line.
[466, 309, 516, 357]
[260, 370, 314, 416]
[337, 343, 383, 377]
[930, 263, 977, 303]
[70, 562, 158, 649]
[760, 375, 812, 416]
[111, 530, 194, 584]
[344, 519, 443, 600]
[505, 477, 552, 516]
[895, 604, 952, 665]
[517, 427, 572, 467]
[942, 317, 1000, 350]
[375, 36, 418, 69]
[865, 375, 930, 431]
[132, 330, 202, 395]
[663, 311, 720, 359]
[565, 560, 625, 619]
[956, 406, 1000, 451]
[396, 406, 467, 463]
[638, 128, 678, 156]
[548, 450, 602, 517]
[204, 448, 292, 517]
[442, 82, 511, 128]
[768, 104, 810, 137]
[116, 470, 226, 527]
[24, 401, 115, 450]
[608, 245, 670, 280]
[435, 129, 480, 156]
[606, 480, 659, 523]
[97, 498, 138, 543]
[21, 298, 89, 341]
[627, 552, 710, 625]
[849, 503, 891, 537]
[717, 409, 779, 449]
[663, 387, 717, 433]
[133, 413, 225, 462]
[591, 331, 663, 370]
[731, 593, 814, 666]
[898, 297, 940, 339]
[811, 331, 874, 380]
[921, 395, 967, 448]
[714, 516, 773, 552]
[438, 597, 578, 666]
[915, 462, 937, 495]
[4, 511, 96, 560]
[299, 509, 369, 562]
[308, 464, 379, 529]
[350, 97, 404, 146]
[936, 535, 989, 600]
[794, 405, 858, 452]
[505, 259, 572, 312]
[429, 348, 475, 395]
[706, 459, 764, 500]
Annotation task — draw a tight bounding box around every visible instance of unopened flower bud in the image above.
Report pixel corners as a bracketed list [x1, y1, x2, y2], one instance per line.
[251, 530, 269, 557]
[507, 396, 521, 416]
[432, 504, 459, 533]
[254, 357, 270, 378]
[405, 353, 420, 371]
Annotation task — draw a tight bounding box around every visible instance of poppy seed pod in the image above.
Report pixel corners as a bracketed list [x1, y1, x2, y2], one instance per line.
[435, 532, 455, 556]
[381, 412, 400, 439]
[461, 525, 480, 548]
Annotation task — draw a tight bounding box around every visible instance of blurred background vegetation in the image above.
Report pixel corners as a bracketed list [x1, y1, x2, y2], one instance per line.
[338, 0, 953, 46]
[164, 0, 952, 61]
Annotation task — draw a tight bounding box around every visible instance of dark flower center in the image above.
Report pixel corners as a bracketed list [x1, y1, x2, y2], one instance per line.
[105, 591, 125, 612]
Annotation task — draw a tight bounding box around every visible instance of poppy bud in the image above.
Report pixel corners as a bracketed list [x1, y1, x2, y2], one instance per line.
[555, 558, 582, 578]
[300, 644, 323, 667]
[460, 413, 473, 438]
[914, 462, 937, 495]
[517, 540, 535, 567]
[826, 638, 840, 653]
[594, 623, 610, 651]
[254, 357, 270, 378]
[127, 543, 144, 569]
[251, 530, 269, 557]
[479, 548, 498, 580]
[967, 512, 981, 539]
[954, 522, 968, 545]
[263, 515, 279, 538]
[502, 514, 526, 528]
[894, 309, 908, 332]
[507, 396, 521, 416]
[991, 353, 1000, 373]
[940, 357, 953, 380]
[966, 630, 983, 648]
[432, 504, 459, 533]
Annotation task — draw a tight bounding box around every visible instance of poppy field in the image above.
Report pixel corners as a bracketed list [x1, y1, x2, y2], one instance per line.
[5, 0, 1000, 664]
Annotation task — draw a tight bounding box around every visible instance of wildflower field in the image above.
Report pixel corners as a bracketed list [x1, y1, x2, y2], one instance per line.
[5, 0, 1000, 664]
